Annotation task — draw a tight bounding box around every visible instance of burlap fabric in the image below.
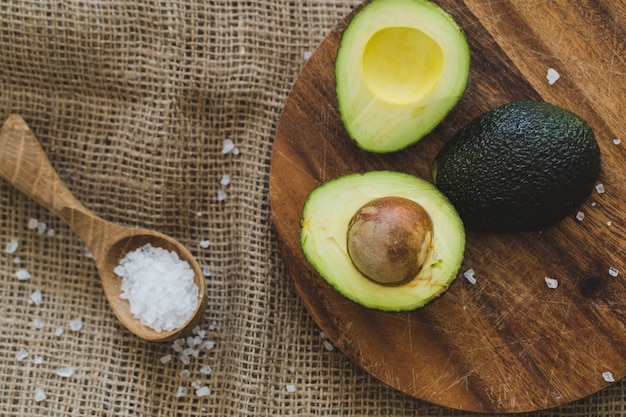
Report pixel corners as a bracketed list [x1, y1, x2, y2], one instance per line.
[1, 1, 624, 416]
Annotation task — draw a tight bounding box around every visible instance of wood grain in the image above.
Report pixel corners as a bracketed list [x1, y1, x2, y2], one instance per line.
[270, 0, 625, 413]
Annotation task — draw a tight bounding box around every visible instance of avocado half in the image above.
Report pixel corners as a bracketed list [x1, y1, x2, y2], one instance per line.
[300, 171, 466, 311]
[335, 0, 471, 153]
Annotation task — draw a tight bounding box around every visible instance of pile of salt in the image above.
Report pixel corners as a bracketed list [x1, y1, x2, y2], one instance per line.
[114, 244, 199, 332]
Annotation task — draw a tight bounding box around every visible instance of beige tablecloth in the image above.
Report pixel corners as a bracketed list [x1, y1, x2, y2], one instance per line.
[1, 1, 625, 416]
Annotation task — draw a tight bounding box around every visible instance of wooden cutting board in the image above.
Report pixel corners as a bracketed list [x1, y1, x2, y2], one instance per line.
[269, 0, 625, 413]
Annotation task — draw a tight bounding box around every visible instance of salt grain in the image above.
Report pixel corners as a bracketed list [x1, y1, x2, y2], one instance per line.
[199, 365, 212, 375]
[69, 317, 83, 332]
[322, 340, 334, 351]
[304, 50, 313, 61]
[614, 138, 622, 145]
[54, 327, 64, 337]
[15, 268, 31, 281]
[36, 222, 47, 235]
[545, 277, 559, 289]
[199, 239, 211, 249]
[195, 386, 211, 397]
[13, 256, 20, 264]
[609, 267, 619, 277]
[202, 266, 212, 277]
[16, 347, 28, 360]
[576, 211, 585, 221]
[29, 290, 43, 306]
[5, 238, 18, 254]
[180, 369, 191, 378]
[463, 268, 477, 285]
[56, 367, 74, 378]
[220, 174, 231, 187]
[596, 184, 605, 194]
[221, 139, 235, 154]
[27, 218, 39, 229]
[32, 318, 44, 330]
[603, 371, 616, 383]
[217, 190, 227, 201]
[546, 68, 560, 85]
[34, 387, 47, 402]
[34, 356, 43, 365]
[285, 384, 297, 393]
[175, 386, 187, 397]
[114, 244, 199, 332]
[160, 354, 172, 364]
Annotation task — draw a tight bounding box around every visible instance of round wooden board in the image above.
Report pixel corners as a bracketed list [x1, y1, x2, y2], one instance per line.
[269, 0, 626, 413]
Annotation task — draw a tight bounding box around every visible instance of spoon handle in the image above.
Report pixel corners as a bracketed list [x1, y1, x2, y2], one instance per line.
[0, 115, 107, 249]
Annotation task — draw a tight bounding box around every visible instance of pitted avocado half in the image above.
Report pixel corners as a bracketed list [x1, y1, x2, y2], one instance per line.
[300, 171, 465, 311]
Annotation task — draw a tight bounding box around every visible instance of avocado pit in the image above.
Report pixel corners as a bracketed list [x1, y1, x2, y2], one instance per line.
[346, 196, 434, 286]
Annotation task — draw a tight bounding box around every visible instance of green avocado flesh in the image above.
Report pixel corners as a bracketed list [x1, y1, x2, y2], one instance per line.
[300, 171, 465, 311]
[335, 0, 471, 153]
[433, 100, 601, 232]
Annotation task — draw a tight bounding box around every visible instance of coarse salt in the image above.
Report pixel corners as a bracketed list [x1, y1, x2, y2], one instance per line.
[199, 239, 211, 249]
[221, 139, 235, 154]
[463, 268, 477, 285]
[609, 267, 619, 277]
[36, 222, 47, 235]
[614, 138, 622, 145]
[29, 290, 43, 305]
[303, 50, 313, 61]
[285, 384, 297, 393]
[219, 174, 231, 187]
[27, 218, 39, 230]
[5, 238, 18, 254]
[603, 371, 616, 383]
[195, 386, 211, 397]
[15, 268, 31, 281]
[160, 354, 172, 364]
[217, 190, 227, 201]
[576, 211, 585, 221]
[199, 365, 212, 375]
[16, 347, 28, 361]
[545, 277, 559, 289]
[34, 387, 47, 402]
[54, 327, 64, 337]
[56, 367, 74, 378]
[114, 244, 199, 332]
[69, 317, 83, 332]
[546, 68, 560, 85]
[175, 386, 187, 397]
[596, 184, 605, 194]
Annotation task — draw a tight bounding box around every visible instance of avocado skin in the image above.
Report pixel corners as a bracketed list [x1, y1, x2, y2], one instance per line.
[434, 101, 601, 232]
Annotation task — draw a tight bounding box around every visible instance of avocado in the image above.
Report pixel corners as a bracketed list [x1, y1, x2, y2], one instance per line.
[433, 100, 601, 232]
[335, 0, 471, 153]
[300, 171, 465, 311]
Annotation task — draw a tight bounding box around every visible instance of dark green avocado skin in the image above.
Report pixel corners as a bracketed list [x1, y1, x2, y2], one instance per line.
[434, 100, 601, 233]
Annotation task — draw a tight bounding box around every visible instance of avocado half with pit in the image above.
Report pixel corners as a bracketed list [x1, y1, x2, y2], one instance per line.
[335, 0, 471, 153]
[300, 171, 465, 311]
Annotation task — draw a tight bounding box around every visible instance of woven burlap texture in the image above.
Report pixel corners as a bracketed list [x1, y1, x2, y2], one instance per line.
[1, 1, 624, 416]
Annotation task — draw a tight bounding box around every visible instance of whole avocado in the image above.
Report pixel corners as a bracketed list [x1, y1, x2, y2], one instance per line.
[433, 100, 601, 232]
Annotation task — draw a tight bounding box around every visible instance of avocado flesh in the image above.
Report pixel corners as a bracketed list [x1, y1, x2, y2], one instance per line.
[301, 171, 465, 311]
[335, 0, 471, 153]
[433, 100, 601, 232]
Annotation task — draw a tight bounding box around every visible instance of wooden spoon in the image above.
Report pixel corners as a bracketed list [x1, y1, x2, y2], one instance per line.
[0, 114, 208, 342]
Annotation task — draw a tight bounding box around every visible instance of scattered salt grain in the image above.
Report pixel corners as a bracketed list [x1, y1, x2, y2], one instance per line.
[576, 211, 585, 221]
[114, 244, 199, 332]
[195, 386, 211, 397]
[285, 384, 297, 393]
[46, 229, 55, 237]
[221, 139, 235, 154]
[614, 138, 622, 145]
[199, 365, 212, 375]
[32, 318, 44, 330]
[322, 340, 334, 352]
[16, 347, 28, 361]
[545, 277, 559, 289]
[220, 174, 231, 187]
[34, 387, 47, 402]
[5, 238, 19, 254]
[196, 211, 203, 217]
[546, 68, 560, 85]
[209, 320, 217, 331]
[34, 356, 43, 365]
[596, 183, 605, 194]
[303, 50, 313, 61]
[180, 369, 191, 378]
[85, 250, 93, 259]
[217, 190, 227, 201]
[607, 221, 613, 227]
[27, 218, 39, 230]
[175, 386, 187, 397]
[13, 256, 20, 264]
[54, 327, 64, 337]
[609, 267, 620, 277]
[56, 367, 74, 378]
[232, 147, 240, 156]
[15, 268, 31, 281]
[463, 268, 477, 285]
[160, 354, 172, 364]
[199, 239, 211, 249]
[603, 371, 616, 383]
[29, 290, 42, 306]
[69, 317, 83, 332]
[36, 222, 47, 235]
[202, 266, 212, 277]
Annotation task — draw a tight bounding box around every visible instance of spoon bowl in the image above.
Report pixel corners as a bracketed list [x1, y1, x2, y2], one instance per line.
[0, 114, 208, 342]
